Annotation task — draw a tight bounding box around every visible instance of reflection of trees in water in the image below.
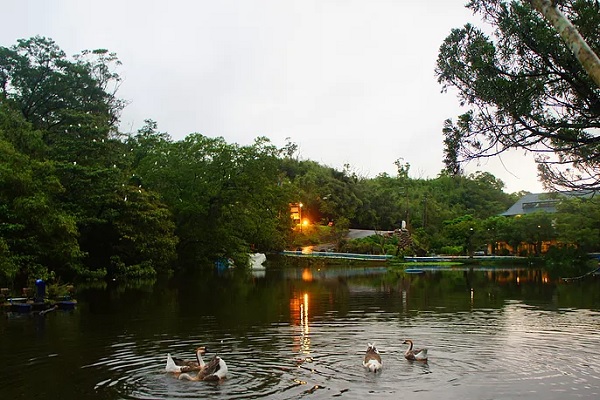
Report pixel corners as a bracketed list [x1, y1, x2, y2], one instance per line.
[86, 264, 598, 337]
[291, 265, 599, 312]
[390, 268, 600, 311]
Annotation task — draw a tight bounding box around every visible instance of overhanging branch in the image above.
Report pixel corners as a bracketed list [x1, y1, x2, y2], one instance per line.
[527, 0, 600, 88]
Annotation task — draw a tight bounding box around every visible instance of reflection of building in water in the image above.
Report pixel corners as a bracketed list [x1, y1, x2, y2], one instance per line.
[302, 268, 313, 282]
[399, 268, 553, 310]
[283, 266, 387, 281]
[290, 292, 311, 354]
[485, 269, 550, 285]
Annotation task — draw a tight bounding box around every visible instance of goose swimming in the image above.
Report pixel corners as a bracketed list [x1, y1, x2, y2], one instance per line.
[165, 346, 207, 373]
[178, 355, 228, 381]
[402, 339, 428, 361]
[363, 343, 383, 372]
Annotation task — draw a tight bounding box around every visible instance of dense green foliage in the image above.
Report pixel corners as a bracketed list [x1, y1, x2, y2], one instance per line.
[1, 36, 599, 288]
[131, 126, 293, 267]
[0, 37, 177, 285]
[436, 0, 600, 191]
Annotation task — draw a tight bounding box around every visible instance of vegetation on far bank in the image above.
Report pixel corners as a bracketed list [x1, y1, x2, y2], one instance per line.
[2, 3, 600, 291]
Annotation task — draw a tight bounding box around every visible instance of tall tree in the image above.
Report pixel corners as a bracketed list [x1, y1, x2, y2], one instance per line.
[281, 158, 362, 226]
[0, 36, 124, 135]
[442, 118, 464, 177]
[527, 0, 600, 87]
[136, 134, 291, 267]
[436, 0, 600, 191]
[554, 196, 600, 251]
[0, 104, 83, 284]
[0, 37, 178, 280]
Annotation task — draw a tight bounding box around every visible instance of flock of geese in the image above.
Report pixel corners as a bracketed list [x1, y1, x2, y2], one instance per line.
[165, 339, 426, 382]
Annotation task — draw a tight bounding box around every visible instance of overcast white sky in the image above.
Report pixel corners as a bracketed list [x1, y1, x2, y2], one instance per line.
[2, 0, 544, 193]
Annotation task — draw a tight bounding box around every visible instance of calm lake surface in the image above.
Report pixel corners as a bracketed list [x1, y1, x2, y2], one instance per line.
[1, 257, 600, 399]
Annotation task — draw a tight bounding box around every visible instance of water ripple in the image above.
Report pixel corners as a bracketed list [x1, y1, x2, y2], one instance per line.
[3, 274, 600, 400]
[79, 303, 600, 399]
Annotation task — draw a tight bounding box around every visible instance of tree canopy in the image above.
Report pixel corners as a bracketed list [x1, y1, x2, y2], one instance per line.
[0, 37, 177, 285]
[2, 35, 599, 288]
[436, 0, 600, 191]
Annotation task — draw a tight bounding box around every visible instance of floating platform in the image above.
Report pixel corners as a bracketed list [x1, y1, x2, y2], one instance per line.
[404, 268, 425, 274]
[2, 298, 77, 313]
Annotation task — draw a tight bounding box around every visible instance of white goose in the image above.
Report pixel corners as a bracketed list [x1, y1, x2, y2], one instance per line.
[402, 339, 428, 361]
[362, 343, 383, 372]
[165, 346, 207, 373]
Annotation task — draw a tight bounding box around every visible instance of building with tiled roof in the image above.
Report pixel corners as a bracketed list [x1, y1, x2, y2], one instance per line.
[501, 191, 596, 217]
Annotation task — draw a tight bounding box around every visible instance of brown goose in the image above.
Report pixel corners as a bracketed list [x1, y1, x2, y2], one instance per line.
[403, 339, 428, 361]
[363, 343, 383, 372]
[178, 355, 228, 381]
[165, 346, 207, 373]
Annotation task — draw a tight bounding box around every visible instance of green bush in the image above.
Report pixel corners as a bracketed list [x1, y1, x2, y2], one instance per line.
[439, 246, 462, 255]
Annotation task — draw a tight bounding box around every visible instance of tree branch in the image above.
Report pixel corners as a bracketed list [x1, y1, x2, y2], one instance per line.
[527, 0, 600, 88]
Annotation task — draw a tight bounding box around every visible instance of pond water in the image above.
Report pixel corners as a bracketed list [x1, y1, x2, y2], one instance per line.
[1, 257, 600, 399]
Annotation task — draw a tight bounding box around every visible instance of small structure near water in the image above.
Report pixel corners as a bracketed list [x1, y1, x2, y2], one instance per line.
[250, 253, 267, 270]
[1, 279, 77, 314]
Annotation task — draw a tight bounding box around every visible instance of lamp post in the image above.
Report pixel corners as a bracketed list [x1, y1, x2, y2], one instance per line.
[299, 202, 303, 232]
[467, 227, 474, 257]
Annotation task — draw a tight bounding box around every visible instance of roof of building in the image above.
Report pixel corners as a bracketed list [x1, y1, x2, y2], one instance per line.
[501, 191, 597, 216]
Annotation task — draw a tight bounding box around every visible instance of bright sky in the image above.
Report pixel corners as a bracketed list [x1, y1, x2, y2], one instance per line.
[2, 0, 544, 193]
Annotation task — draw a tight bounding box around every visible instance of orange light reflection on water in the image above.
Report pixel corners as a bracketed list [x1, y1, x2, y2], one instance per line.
[302, 268, 313, 281]
[291, 292, 311, 354]
[301, 293, 309, 335]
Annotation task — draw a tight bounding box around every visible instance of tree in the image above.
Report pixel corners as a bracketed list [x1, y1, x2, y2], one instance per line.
[527, 0, 600, 87]
[0, 105, 83, 284]
[0, 37, 180, 281]
[497, 217, 525, 255]
[554, 196, 600, 251]
[436, 0, 600, 191]
[442, 215, 482, 255]
[0, 36, 124, 135]
[482, 215, 513, 254]
[136, 134, 291, 267]
[354, 174, 405, 231]
[282, 159, 362, 226]
[442, 118, 464, 176]
[128, 119, 172, 169]
[110, 188, 178, 277]
[516, 212, 555, 255]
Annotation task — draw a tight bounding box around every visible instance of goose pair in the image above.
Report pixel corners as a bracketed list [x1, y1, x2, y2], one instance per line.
[362, 339, 428, 371]
[165, 346, 228, 381]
